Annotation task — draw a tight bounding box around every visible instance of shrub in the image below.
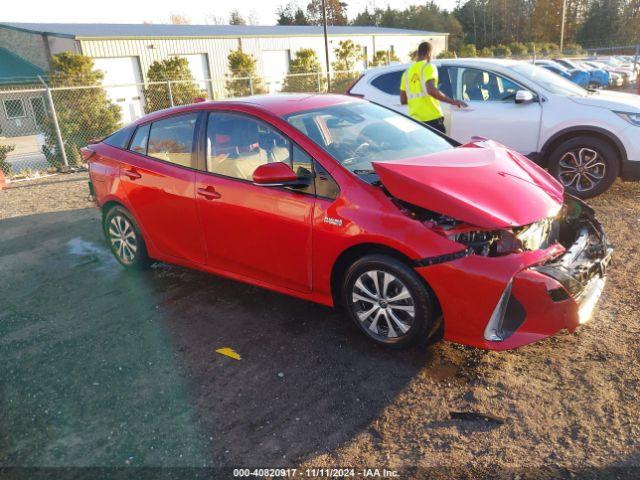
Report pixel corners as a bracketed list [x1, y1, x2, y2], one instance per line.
[144, 57, 206, 112]
[225, 50, 267, 97]
[458, 44, 478, 58]
[437, 50, 457, 59]
[369, 49, 400, 67]
[492, 45, 512, 57]
[330, 40, 363, 93]
[479, 47, 494, 57]
[563, 43, 584, 55]
[282, 49, 324, 93]
[0, 144, 15, 176]
[509, 42, 529, 57]
[45, 52, 121, 168]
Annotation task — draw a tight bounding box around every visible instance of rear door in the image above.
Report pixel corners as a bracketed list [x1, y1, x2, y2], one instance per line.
[359, 69, 407, 115]
[194, 110, 315, 293]
[119, 112, 206, 264]
[442, 65, 542, 154]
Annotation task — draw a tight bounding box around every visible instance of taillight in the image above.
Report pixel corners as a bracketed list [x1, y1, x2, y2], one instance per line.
[80, 147, 96, 162]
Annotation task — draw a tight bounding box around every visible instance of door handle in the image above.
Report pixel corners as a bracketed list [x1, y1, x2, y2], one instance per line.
[124, 168, 142, 180]
[197, 186, 221, 200]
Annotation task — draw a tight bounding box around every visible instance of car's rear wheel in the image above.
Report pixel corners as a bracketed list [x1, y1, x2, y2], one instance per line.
[103, 205, 151, 269]
[342, 254, 436, 349]
[548, 136, 619, 198]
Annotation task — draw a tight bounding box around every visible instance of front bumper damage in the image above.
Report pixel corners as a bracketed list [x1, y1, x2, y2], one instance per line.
[417, 196, 612, 351]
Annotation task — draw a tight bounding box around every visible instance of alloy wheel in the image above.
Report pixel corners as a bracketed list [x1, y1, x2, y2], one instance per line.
[351, 270, 416, 339]
[557, 148, 606, 193]
[108, 215, 138, 264]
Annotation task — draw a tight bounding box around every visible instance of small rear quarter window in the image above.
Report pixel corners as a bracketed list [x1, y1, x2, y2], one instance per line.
[103, 126, 134, 149]
[370, 71, 404, 95]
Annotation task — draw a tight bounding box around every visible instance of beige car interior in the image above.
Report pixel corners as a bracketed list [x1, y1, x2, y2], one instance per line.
[207, 116, 291, 181]
[147, 118, 196, 167]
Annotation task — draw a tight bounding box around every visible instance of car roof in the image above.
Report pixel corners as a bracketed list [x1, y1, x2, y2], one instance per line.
[361, 58, 526, 77]
[131, 93, 361, 125]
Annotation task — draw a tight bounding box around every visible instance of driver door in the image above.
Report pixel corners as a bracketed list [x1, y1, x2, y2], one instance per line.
[442, 66, 542, 154]
[194, 111, 315, 293]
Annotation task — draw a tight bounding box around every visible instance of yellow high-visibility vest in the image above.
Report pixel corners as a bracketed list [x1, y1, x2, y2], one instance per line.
[400, 60, 443, 122]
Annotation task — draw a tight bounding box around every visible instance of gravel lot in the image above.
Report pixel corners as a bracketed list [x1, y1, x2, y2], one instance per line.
[1, 172, 639, 478]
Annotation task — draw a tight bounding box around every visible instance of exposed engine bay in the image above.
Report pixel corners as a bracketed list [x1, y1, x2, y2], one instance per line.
[395, 195, 613, 297]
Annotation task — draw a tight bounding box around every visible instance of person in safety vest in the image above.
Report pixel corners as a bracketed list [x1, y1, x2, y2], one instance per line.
[400, 41, 467, 134]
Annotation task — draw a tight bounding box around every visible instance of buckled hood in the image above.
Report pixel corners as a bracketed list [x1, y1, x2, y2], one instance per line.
[373, 145, 564, 229]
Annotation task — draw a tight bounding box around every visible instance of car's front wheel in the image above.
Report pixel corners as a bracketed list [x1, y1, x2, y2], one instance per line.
[342, 254, 437, 349]
[103, 205, 151, 269]
[548, 136, 619, 198]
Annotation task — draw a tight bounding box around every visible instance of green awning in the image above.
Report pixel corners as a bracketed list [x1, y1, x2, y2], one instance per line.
[0, 47, 46, 85]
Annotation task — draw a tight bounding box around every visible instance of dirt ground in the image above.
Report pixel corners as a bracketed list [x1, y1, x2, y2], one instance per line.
[0, 172, 639, 479]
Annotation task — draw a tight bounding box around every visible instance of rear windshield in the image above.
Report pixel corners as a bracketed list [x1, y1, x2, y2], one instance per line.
[284, 102, 454, 176]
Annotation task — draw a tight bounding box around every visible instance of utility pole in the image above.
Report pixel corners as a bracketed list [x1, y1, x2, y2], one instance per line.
[322, 0, 331, 92]
[559, 0, 567, 53]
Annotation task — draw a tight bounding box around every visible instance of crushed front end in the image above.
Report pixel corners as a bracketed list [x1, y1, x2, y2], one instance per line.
[416, 196, 612, 350]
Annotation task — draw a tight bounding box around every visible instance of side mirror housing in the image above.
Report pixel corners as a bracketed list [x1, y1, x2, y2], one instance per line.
[253, 162, 311, 189]
[515, 90, 535, 104]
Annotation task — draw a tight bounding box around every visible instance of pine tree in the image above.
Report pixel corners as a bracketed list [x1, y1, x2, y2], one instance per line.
[144, 57, 206, 113]
[226, 49, 267, 97]
[282, 49, 324, 92]
[45, 52, 121, 168]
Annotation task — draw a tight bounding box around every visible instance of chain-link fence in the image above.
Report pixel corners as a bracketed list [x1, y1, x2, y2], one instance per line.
[0, 70, 367, 179]
[0, 55, 638, 180]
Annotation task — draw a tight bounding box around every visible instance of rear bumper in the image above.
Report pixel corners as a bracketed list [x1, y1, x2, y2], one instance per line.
[417, 197, 612, 351]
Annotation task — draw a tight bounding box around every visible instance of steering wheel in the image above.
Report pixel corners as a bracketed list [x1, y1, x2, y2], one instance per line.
[353, 142, 372, 157]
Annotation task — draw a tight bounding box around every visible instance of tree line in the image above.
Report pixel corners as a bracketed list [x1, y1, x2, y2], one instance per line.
[274, 0, 640, 54]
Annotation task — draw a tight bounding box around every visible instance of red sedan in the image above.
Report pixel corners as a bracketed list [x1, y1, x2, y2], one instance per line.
[84, 94, 612, 350]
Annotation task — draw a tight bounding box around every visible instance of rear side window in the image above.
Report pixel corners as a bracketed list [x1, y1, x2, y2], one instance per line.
[129, 124, 150, 154]
[103, 126, 133, 149]
[147, 113, 198, 168]
[371, 71, 403, 95]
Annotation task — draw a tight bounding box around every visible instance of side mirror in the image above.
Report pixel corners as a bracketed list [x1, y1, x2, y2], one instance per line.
[253, 162, 311, 189]
[515, 90, 535, 104]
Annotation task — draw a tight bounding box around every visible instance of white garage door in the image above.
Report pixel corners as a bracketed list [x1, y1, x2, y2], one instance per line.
[179, 54, 212, 98]
[262, 50, 290, 93]
[93, 57, 145, 123]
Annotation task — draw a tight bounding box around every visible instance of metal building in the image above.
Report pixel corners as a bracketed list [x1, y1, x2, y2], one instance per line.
[0, 22, 448, 127]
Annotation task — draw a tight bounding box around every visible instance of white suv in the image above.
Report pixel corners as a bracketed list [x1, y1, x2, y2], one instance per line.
[348, 58, 640, 198]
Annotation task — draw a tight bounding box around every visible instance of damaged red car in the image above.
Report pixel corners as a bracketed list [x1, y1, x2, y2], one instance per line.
[85, 94, 612, 351]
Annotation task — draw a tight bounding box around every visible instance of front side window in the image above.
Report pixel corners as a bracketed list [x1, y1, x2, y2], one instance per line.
[147, 113, 198, 167]
[4, 99, 25, 119]
[284, 101, 454, 178]
[206, 112, 291, 181]
[458, 67, 521, 102]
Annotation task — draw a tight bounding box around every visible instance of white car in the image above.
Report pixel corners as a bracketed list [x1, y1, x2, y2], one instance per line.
[348, 58, 640, 197]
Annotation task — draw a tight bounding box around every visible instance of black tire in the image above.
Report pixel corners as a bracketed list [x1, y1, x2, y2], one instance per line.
[103, 205, 151, 270]
[341, 254, 436, 349]
[547, 135, 619, 199]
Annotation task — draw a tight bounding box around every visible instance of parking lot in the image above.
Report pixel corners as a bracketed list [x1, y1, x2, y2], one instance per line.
[1, 172, 639, 477]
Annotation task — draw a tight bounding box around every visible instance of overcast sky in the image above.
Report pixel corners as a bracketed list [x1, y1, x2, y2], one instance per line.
[3, 0, 458, 25]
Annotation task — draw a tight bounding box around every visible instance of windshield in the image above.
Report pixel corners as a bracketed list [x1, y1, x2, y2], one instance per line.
[509, 63, 587, 96]
[284, 102, 454, 176]
[562, 59, 579, 69]
[602, 57, 622, 66]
